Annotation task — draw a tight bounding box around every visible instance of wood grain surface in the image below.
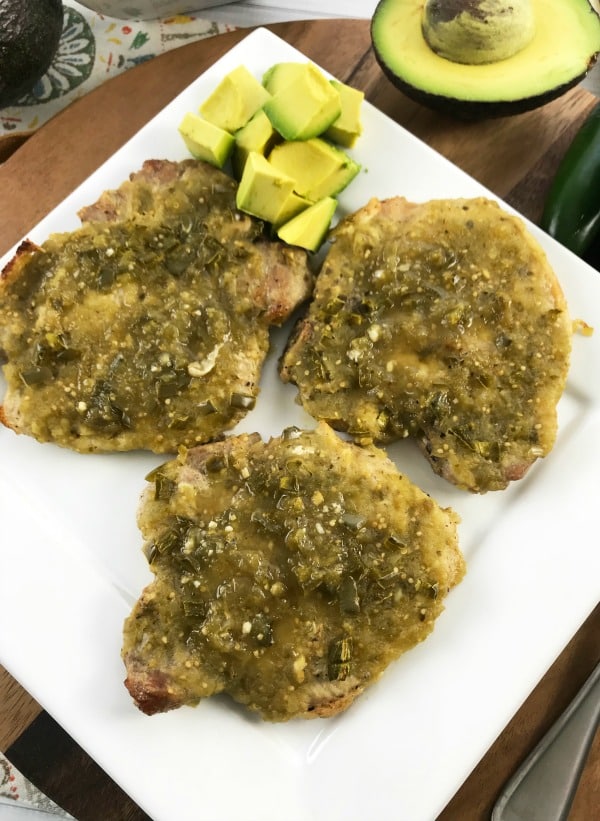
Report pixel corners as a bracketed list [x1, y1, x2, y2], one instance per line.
[0, 18, 598, 821]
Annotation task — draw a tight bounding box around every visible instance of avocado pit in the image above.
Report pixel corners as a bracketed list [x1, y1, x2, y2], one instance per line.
[422, 0, 536, 65]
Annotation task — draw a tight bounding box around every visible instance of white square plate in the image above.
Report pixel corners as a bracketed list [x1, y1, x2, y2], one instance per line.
[1, 28, 599, 821]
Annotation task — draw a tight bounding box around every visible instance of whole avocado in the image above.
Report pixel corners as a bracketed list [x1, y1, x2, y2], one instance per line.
[0, 0, 63, 108]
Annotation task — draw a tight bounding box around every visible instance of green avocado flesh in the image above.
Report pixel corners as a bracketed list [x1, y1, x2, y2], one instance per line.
[371, 0, 600, 116]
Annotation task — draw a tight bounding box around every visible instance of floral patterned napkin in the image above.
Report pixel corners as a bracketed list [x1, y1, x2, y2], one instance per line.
[0, 2, 379, 150]
[0, 2, 235, 145]
[1, 751, 74, 817]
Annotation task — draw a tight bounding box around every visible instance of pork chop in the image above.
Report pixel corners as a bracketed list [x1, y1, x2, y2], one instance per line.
[280, 197, 572, 492]
[122, 422, 464, 721]
[0, 159, 312, 453]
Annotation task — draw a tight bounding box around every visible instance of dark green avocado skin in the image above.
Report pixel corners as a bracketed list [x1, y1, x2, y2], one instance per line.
[372, 47, 595, 120]
[0, 0, 64, 107]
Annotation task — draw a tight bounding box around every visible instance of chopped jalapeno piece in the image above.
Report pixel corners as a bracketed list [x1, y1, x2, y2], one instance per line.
[230, 392, 255, 410]
[328, 637, 352, 681]
[197, 400, 218, 416]
[339, 576, 360, 614]
[341, 512, 366, 530]
[19, 366, 53, 386]
[154, 473, 176, 501]
[182, 598, 206, 619]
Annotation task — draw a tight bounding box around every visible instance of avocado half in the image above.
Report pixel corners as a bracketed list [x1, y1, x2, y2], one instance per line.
[0, 0, 64, 107]
[371, 0, 600, 119]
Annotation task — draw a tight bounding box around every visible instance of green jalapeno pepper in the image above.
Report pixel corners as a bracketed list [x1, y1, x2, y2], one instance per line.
[540, 102, 600, 257]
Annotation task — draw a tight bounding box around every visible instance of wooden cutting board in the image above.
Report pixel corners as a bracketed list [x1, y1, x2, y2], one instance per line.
[0, 18, 598, 821]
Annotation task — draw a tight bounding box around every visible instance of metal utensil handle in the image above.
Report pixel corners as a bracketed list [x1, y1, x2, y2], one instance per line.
[492, 660, 600, 821]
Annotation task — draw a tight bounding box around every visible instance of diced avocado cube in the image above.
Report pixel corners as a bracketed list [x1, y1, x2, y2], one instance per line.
[200, 65, 271, 133]
[232, 109, 281, 180]
[263, 64, 341, 141]
[262, 62, 307, 95]
[236, 151, 300, 224]
[325, 80, 364, 147]
[268, 138, 361, 201]
[178, 112, 234, 168]
[277, 196, 337, 252]
[273, 191, 312, 228]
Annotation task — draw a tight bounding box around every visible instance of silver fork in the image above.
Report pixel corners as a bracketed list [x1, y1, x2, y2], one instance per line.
[492, 660, 600, 821]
